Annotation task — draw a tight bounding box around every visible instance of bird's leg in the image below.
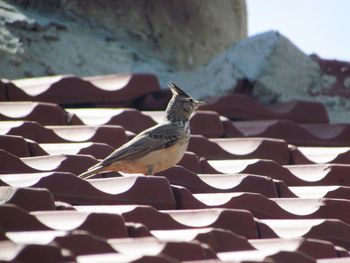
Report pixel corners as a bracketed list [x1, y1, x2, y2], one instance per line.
[146, 165, 154, 176]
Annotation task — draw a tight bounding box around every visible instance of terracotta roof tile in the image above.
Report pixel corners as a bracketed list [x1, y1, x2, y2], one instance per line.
[0, 102, 76, 125]
[0, 121, 128, 147]
[0, 186, 55, 211]
[188, 135, 289, 164]
[67, 108, 156, 134]
[3, 74, 161, 105]
[234, 120, 350, 146]
[258, 219, 350, 250]
[200, 93, 329, 123]
[158, 166, 278, 197]
[290, 146, 350, 165]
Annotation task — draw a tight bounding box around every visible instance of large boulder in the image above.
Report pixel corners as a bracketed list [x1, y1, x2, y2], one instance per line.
[0, 0, 247, 79]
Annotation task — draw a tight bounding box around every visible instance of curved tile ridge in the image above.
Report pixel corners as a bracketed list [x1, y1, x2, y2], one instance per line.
[108, 236, 217, 261]
[233, 120, 350, 146]
[151, 228, 254, 253]
[287, 186, 350, 201]
[188, 135, 289, 164]
[201, 158, 350, 187]
[0, 186, 55, 211]
[258, 219, 350, 250]
[0, 101, 78, 125]
[0, 120, 127, 147]
[76, 205, 259, 239]
[66, 108, 156, 133]
[290, 145, 350, 164]
[0, 241, 68, 262]
[249, 238, 338, 260]
[172, 186, 350, 224]
[0, 134, 32, 157]
[285, 164, 350, 186]
[0, 150, 97, 174]
[5, 74, 161, 105]
[157, 165, 278, 197]
[0, 172, 175, 209]
[199, 93, 329, 123]
[30, 210, 128, 239]
[38, 142, 114, 159]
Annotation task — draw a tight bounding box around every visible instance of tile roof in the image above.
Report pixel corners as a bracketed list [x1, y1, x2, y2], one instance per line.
[0, 73, 350, 262]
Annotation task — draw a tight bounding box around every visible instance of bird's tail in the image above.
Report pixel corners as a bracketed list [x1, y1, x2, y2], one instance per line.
[78, 165, 105, 179]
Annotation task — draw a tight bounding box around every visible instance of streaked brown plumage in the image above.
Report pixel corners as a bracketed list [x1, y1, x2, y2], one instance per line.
[78, 83, 203, 179]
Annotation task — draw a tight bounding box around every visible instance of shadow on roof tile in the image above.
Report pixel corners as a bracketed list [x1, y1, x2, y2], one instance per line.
[190, 111, 225, 138]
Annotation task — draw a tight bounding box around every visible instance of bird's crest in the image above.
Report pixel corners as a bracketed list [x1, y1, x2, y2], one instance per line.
[169, 83, 191, 98]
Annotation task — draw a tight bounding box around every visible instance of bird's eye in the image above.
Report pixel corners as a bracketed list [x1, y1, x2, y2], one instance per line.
[189, 98, 194, 103]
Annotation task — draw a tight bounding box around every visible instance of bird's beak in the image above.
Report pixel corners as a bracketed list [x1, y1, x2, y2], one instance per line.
[195, 100, 206, 109]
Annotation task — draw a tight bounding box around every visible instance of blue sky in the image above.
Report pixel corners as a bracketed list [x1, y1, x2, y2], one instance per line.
[247, 0, 350, 61]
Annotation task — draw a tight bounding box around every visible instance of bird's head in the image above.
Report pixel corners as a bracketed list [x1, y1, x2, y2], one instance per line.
[165, 83, 204, 122]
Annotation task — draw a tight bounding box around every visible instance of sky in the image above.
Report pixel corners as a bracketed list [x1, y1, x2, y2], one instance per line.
[246, 0, 350, 61]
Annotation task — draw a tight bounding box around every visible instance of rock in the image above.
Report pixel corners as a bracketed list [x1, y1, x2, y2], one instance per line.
[228, 31, 322, 103]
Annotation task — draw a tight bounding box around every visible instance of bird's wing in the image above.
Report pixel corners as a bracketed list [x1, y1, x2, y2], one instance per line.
[95, 123, 182, 168]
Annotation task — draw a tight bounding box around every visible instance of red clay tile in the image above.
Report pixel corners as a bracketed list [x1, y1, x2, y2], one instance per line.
[77, 253, 175, 263]
[200, 93, 329, 123]
[67, 108, 157, 134]
[188, 135, 289, 164]
[201, 159, 350, 187]
[272, 198, 350, 225]
[4, 74, 161, 105]
[0, 134, 31, 157]
[287, 186, 350, 201]
[0, 186, 55, 211]
[38, 142, 114, 159]
[53, 232, 116, 256]
[0, 121, 128, 148]
[0, 81, 8, 101]
[126, 222, 152, 237]
[177, 152, 201, 174]
[258, 219, 350, 250]
[157, 165, 278, 197]
[250, 238, 339, 260]
[0, 101, 76, 125]
[109, 237, 217, 261]
[0, 242, 68, 262]
[220, 116, 244, 137]
[190, 111, 225, 138]
[285, 164, 350, 186]
[234, 120, 350, 146]
[290, 145, 350, 165]
[217, 249, 315, 263]
[77, 205, 259, 239]
[151, 228, 255, 253]
[0, 173, 176, 209]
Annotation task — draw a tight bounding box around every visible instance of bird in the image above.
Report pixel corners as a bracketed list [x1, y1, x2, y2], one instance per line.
[78, 83, 204, 179]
